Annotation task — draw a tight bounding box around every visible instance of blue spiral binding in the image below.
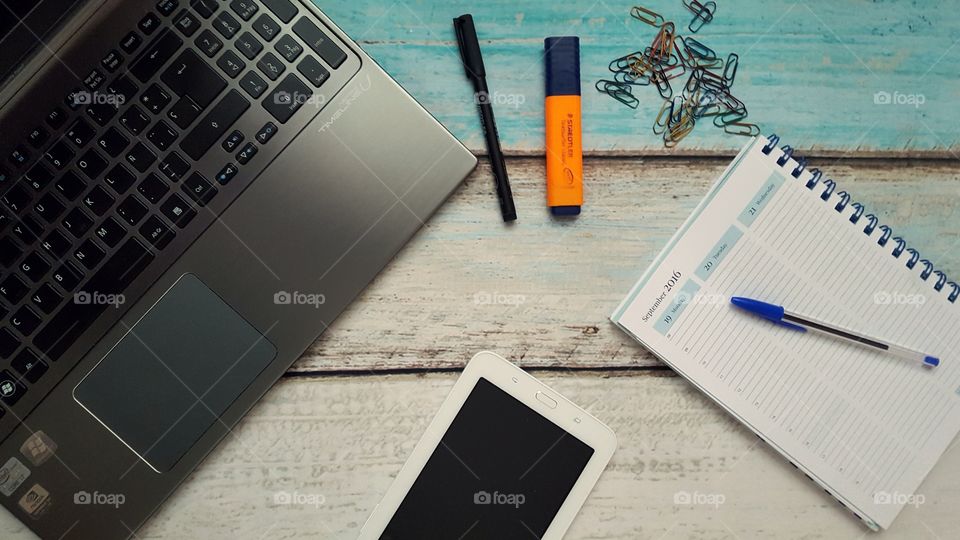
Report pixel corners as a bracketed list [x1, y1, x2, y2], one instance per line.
[765, 133, 956, 304]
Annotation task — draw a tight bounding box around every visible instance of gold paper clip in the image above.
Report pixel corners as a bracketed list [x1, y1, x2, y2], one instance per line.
[630, 6, 665, 27]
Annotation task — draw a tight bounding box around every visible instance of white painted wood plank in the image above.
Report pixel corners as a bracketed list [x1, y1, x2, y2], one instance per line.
[2, 373, 955, 539]
[292, 158, 960, 372]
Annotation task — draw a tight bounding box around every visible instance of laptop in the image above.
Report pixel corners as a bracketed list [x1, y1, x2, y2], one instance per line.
[0, 0, 477, 537]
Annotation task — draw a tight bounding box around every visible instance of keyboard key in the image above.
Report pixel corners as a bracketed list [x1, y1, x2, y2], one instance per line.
[297, 55, 329, 87]
[11, 215, 42, 244]
[131, 29, 183, 83]
[55, 171, 86, 201]
[195, 29, 223, 57]
[34, 193, 66, 223]
[45, 107, 67, 130]
[31, 284, 63, 315]
[107, 75, 139, 103]
[222, 130, 244, 152]
[140, 215, 175, 248]
[0, 238, 23, 267]
[2, 184, 31, 213]
[25, 163, 54, 191]
[253, 14, 280, 42]
[98, 127, 130, 157]
[65, 88, 84, 111]
[213, 11, 240, 39]
[215, 163, 238, 184]
[141, 83, 172, 114]
[74, 239, 105, 270]
[275, 35, 304, 62]
[94, 217, 126, 248]
[182, 172, 217, 205]
[9, 146, 29, 168]
[0, 166, 8, 184]
[217, 50, 246, 79]
[35, 238, 154, 360]
[117, 195, 148, 225]
[21, 252, 51, 282]
[191, 0, 218, 18]
[10, 306, 41, 336]
[126, 142, 157, 172]
[139, 13, 162, 35]
[77, 149, 108, 180]
[120, 31, 143, 54]
[239, 70, 267, 98]
[83, 69, 106, 91]
[230, 0, 259, 21]
[174, 9, 201, 36]
[293, 17, 347, 69]
[87, 102, 118, 126]
[27, 126, 49, 149]
[101, 49, 123, 72]
[262, 0, 297, 23]
[147, 121, 178, 151]
[0, 370, 26, 405]
[62, 207, 93, 238]
[162, 49, 227, 108]
[12, 349, 47, 383]
[180, 90, 250, 160]
[234, 32, 263, 60]
[159, 152, 190, 182]
[40, 229, 71, 257]
[82, 185, 115, 216]
[120, 105, 151, 135]
[0, 330, 19, 359]
[168, 97, 202, 129]
[236, 142, 258, 165]
[157, 0, 179, 17]
[104, 164, 136, 194]
[264, 73, 311, 123]
[51, 261, 83, 291]
[138, 173, 169, 204]
[66, 118, 96, 147]
[161, 193, 196, 227]
[0, 275, 29, 303]
[257, 51, 285, 80]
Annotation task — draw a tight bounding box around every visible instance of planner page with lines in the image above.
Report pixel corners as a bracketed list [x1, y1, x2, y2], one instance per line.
[612, 135, 960, 529]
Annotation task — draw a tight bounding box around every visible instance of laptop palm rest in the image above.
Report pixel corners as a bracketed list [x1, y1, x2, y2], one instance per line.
[73, 273, 277, 472]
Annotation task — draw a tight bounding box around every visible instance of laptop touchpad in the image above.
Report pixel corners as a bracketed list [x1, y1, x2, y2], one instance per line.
[74, 274, 277, 472]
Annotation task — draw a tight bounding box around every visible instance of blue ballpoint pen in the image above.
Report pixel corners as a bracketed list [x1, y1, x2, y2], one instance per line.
[730, 297, 941, 368]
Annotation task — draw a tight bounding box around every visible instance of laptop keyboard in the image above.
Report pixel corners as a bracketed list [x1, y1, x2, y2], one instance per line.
[0, 0, 350, 423]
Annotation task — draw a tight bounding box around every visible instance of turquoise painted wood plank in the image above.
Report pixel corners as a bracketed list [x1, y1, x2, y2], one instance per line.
[317, 0, 960, 155]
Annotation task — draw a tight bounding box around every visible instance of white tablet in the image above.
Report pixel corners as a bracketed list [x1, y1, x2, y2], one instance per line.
[359, 351, 617, 540]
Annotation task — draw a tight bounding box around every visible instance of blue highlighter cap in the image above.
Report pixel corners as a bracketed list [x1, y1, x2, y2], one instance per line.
[544, 36, 581, 96]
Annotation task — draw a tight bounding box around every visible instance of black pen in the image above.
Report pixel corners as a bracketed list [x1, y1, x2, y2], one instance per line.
[453, 14, 517, 222]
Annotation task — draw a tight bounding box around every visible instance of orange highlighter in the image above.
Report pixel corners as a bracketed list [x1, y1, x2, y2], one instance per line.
[544, 36, 583, 216]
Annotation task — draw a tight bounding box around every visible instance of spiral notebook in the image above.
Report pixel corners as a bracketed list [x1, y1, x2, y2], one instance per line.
[612, 134, 960, 530]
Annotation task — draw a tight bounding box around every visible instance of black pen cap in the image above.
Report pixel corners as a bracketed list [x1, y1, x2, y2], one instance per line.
[453, 14, 486, 79]
[544, 36, 581, 96]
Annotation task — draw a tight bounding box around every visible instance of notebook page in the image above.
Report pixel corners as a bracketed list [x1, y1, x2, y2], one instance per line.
[612, 136, 960, 529]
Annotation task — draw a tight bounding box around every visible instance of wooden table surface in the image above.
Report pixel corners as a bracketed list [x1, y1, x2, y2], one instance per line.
[4, 1, 959, 538]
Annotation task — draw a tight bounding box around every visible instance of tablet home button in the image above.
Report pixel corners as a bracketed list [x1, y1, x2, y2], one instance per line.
[536, 391, 558, 409]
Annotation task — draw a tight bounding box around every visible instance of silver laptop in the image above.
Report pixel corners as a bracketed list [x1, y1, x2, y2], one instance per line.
[0, 0, 476, 537]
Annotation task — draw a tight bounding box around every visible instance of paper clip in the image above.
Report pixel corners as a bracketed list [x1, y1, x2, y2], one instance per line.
[596, 80, 641, 109]
[685, 0, 716, 33]
[723, 53, 739, 87]
[724, 122, 761, 137]
[630, 6, 665, 27]
[653, 100, 672, 134]
[683, 38, 717, 62]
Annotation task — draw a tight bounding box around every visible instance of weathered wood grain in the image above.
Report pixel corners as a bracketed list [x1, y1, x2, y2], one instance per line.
[2, 373, 954, 539]
[318, 0, 960, 155]
[290, 157, 960, 373]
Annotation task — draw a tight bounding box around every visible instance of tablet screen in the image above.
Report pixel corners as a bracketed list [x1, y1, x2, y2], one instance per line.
[381, 377, 595, 539]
